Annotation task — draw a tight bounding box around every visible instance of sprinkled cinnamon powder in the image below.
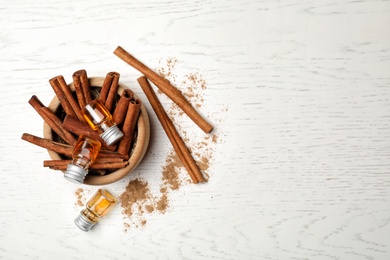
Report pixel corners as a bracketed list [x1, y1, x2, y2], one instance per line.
[74, 188, 85, 207]
[161, 150, 184, 190]
[119, 178, 151, 219]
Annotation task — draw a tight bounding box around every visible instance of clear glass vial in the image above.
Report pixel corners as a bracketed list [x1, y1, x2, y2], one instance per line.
[82, 99, 124, 146]
[74, 189, 116, 231]
[64, 136, 101, 184]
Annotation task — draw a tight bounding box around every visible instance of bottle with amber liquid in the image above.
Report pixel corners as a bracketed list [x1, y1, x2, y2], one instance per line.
[82, 99, 124, 146]
[74, 189, 116, 231]
[64, 136, 101, 184]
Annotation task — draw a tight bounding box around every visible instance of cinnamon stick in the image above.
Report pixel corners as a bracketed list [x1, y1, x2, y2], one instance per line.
[21, 133, 129, 160]
[114, 46, 213, 133]
[112, 89, 134, 125]
[137, 76, 205, 183]
[72, 71, 86, 109]
[44, 157, 127, 170]
[117, 99, 141, 155]
[99, 71, 120, 112]
[28, 95, 76, 145]
[62, 115, 116, 151]
[21, 133, 73, 156]
[72, 70, 92, 108]
[49, 76, 77, 118]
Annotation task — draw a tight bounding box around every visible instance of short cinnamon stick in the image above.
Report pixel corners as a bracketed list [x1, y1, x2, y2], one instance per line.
[21, 133, 73, 156]
[114, 46, 213, 133]
[137, 76, 205, 183]
[28, 95, 76, 145]
[112, 89, 134, 125]
[99, 71, 120, 112]
[49, 76, 77, 118]
[72, 70, 92, 108]
[73, 71, 86, 109]
[117, 99, 141, 155]
[62, 115, 116, 151]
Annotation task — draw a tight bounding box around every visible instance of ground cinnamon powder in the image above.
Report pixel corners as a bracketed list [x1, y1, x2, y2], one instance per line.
[74, 188, 85, 207]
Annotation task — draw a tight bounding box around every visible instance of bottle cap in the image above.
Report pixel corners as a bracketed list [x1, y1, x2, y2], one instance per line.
[100, 125, 124, 146]
[74, 212, 96, 231]
[64, 164, 88, 184]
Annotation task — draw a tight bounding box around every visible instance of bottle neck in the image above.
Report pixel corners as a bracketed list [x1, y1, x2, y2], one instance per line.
[73, 157, 90, 169]
[82, 208, 99, 223]
[100, 120, 115, 131]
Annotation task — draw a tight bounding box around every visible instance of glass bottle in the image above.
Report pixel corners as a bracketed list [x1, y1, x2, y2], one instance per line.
[64, 136, 101, 184]
[74, 189, 116, 231]
[82, 99, 124, 146]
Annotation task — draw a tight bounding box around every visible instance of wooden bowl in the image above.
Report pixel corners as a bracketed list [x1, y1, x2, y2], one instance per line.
[43, 77, 150, 185]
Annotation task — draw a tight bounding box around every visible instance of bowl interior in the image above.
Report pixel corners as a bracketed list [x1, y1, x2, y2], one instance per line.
[43, 77, 150, 185]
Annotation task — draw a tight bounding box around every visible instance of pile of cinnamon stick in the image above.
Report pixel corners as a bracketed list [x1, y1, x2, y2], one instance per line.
[21, 70, 141, 175]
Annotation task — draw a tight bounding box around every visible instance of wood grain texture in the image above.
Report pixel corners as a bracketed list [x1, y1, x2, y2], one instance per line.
[0, 0, 389, 259]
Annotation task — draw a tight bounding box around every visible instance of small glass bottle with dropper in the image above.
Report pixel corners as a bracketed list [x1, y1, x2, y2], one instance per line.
[82, 99, 124, 146]
[74, 189, 116, 231]
[64, 136, 101, 184]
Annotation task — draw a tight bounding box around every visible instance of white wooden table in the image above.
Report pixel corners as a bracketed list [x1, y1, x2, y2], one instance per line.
[1, 0, 389, 259]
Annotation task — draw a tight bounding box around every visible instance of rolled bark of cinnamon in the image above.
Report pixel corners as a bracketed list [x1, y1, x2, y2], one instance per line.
[114, 46, 213, 134]
[73, 71, 86, 109]
[21, 133, 129, 160]
[29, 95, 76, 145]
[99, 71, 120, 112]
[44, 158, 128, 170]
[112, 88, 134, 125]
[21, 133, 74, 156]
[117, 99, 141, 155]
[49, 76, 77, 118]
[72, 70, 92, 108]
[62, 115, 116, 151]
[137, 76, 205, 183]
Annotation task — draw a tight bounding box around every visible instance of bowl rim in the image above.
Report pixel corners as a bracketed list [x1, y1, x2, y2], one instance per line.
[43, 77, 150, 185]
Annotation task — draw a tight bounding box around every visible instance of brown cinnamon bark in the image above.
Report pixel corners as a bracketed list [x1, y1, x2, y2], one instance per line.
[72, 71, 86, 109]
[28, 95, 76, 145]
[47, 161, 128, 171]
[21, 133, 129, 160]
[21, 133, 73, 156]
[72, 70, 92, 108]
[112, 88, 134, 125]
[114, 46, 213, 133]
[117, 99, 141, 155]
[99, 72, 120, 112]
[49, 76, 77, 118]
[62, 115, 117, 151]
[137, 76, 205, 183]
[44, 157, 126, 169]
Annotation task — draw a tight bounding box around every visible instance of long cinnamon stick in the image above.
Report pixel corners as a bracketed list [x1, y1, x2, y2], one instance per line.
[137, 76, 205, 183]
[117, 99, 141, 155]
[99, 71, 120, 112]
[29, 95, 76, 145]
[112, 89, 134, 125]
[21, 133, 129, 160]
[114, 46, 213, 133]
[44, 158, 127, 170]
